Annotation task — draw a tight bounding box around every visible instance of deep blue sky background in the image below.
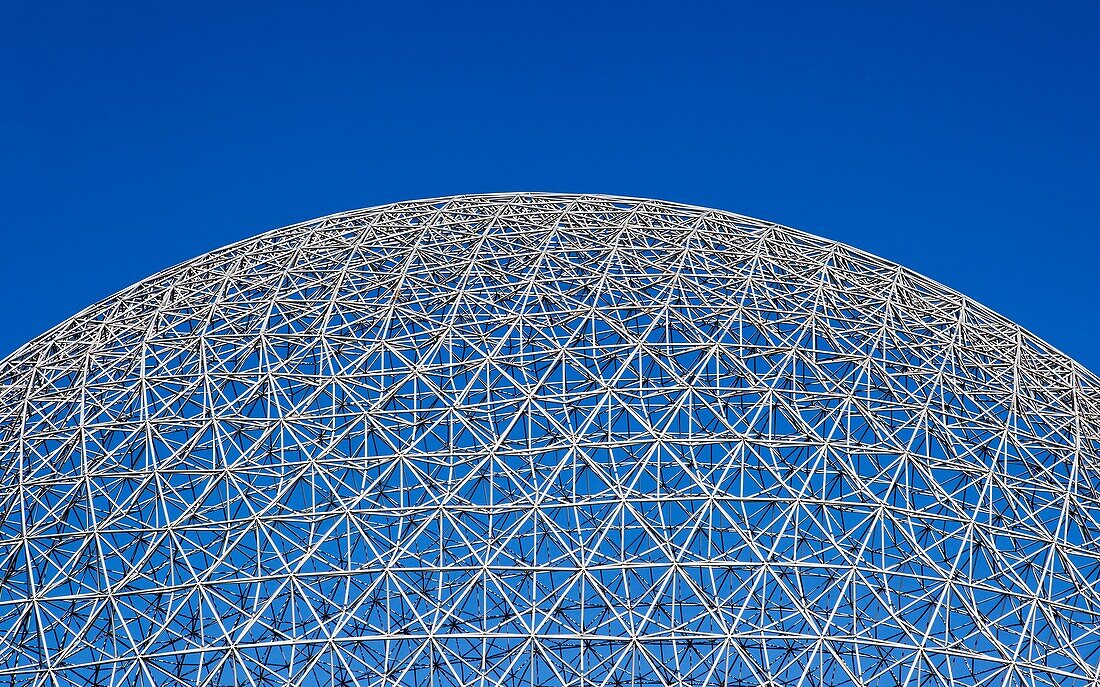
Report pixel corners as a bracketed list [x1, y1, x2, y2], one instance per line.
[1, 2, 1098, 369]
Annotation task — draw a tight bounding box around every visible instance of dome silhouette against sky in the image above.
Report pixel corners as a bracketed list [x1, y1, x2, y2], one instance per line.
[1, 193, 1098, 686]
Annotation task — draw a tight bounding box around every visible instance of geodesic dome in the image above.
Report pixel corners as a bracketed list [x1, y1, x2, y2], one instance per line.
[1, 193, 1099, 687]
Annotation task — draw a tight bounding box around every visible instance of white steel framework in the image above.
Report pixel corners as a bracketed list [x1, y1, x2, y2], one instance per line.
[0, 193, 1098, 686]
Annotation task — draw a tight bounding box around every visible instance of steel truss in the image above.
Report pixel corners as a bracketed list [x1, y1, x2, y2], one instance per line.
[0, 193, 1098, 686]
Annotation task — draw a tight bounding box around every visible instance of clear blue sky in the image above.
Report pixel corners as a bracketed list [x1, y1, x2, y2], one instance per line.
[2, 2, 1098, 369]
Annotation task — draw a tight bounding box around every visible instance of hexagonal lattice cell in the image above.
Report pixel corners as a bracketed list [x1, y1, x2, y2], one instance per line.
[1, 194, 1099, 686]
